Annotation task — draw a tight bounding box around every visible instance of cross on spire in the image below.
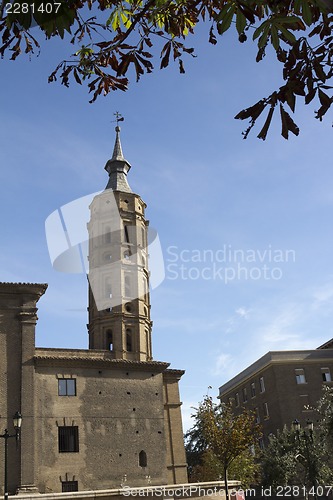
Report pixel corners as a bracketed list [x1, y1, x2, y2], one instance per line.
[113, 111, 124, 131]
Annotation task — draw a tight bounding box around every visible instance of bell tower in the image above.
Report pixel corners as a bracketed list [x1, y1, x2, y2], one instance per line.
[87, 122, 152, 361]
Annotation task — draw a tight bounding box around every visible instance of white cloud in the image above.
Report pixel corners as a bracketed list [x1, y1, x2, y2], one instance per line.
[212, 352, 233, 377]
[311, 281, 333, 311]
[235, 307, 251, 319]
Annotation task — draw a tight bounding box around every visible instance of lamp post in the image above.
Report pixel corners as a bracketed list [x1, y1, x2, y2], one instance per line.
[292, 419, 317, 500]
[0, 412, 22, 500]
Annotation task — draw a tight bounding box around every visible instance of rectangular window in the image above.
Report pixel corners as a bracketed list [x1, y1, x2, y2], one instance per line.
[235, 393, 240, 407]
[62, 481, 78, 492]
[251, 382, 256, 398]
[295, 369, 306, 384]
[300, 394, 311, 411]
[259, 376, 265, 393]
[58, 379, 76, 396]
[321, 368, 332, 382]
[243, 387, 248, 403]
[263, 402, 269, 419]
[258, 437, 264, 450]
[255, 407, 260, 424]
[58, 426, 79, 453]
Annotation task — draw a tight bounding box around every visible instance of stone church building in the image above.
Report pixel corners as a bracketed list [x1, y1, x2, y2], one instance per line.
[0, 126, 188, 495]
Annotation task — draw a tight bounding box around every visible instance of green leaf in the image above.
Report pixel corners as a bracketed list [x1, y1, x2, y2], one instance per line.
[318, 88, 331, 107]
[277, 24, 297, 44]
[285, 90, 296, 112]
[280, 104, 299, 139]
[257, 106, 275, 141]
[217, 4, 236, 35]
[313, 60, 326, 82]
[305, 88, 316, 104]
[253, 21, 268, 40]
[236, 10, 246, 35]
[258, 24, 270, 49]
[301, 0, 313, 26]
[235, 100, 266, 121]
[106, 9, 120, 30]
[271, 25, 280, 51]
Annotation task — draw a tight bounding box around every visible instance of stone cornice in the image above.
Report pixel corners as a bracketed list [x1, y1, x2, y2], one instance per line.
[0, 282, 48, 291]
[219, 348, 333, 396]
[35, 348, 170, 372]
[163, 369, 185, 381]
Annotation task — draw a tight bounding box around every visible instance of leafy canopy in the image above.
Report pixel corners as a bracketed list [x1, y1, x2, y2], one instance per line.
[260, 423, 333, 491]
[1, 0, 333, 139]
[185, 395, 261, 492]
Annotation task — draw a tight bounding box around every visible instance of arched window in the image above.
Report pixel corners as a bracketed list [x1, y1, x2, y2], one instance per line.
[139, 450, 147, 468]
[107, 329, 113, 351]
[141, 227, 146, 248]
[126, 329, 132, 352]
[143, 275, 148, 297]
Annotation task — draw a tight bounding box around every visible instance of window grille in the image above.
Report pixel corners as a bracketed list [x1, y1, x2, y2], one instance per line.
[58, 426, 79, 453]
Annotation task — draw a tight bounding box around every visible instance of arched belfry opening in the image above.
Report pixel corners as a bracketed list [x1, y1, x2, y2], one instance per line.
[107, 329, 113, 351]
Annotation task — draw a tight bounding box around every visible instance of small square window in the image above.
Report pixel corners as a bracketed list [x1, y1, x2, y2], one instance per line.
[62, 481, 78, 492]
[295, 369, 306, 384]
[321, 368, 332, 382]
[58, 426, 79, 453]
[58, 379, 76, 396]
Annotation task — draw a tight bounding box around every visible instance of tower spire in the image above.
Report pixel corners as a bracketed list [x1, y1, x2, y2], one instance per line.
[111, 126, 125, 161]
[105, 113, 132, 193]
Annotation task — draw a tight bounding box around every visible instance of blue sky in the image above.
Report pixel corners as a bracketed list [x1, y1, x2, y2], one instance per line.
[1, 18, 333, 431]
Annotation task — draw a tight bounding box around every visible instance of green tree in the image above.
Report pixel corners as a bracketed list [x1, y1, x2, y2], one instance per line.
[185, 396, 261, 499]
[187, 448, 260, 488]
[315, 384, 333, 442]
[1, 0, 333, 139]
[260, 423, 333, 493]
[260, 426, 301, 489]
[228, 447, 261, 490]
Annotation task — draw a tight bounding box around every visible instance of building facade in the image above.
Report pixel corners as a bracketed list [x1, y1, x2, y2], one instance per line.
[219, 345, 333, 445]
[0, 126, 187, 495]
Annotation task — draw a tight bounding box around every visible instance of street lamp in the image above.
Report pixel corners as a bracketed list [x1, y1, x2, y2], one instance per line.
[292, 419, 301, 433]
[0, 412, 22, 500]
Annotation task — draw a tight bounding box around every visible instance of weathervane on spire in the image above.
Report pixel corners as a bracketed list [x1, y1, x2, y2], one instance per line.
[113, 111, 124, 132]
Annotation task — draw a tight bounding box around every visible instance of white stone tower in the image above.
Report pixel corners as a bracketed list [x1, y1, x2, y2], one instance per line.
[87, 124, 152, 361]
